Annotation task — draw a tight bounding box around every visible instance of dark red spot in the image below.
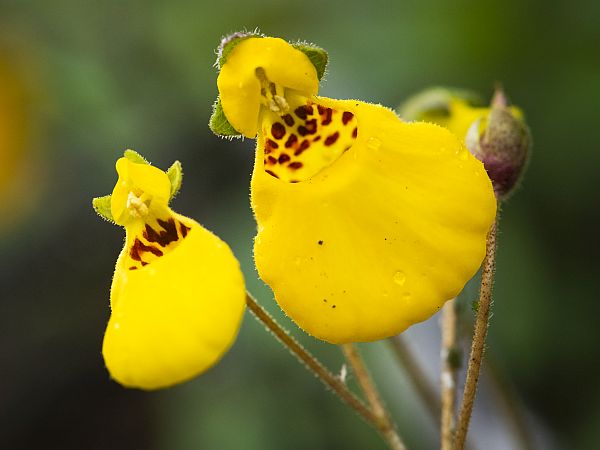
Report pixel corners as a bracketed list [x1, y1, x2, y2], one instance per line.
[265, 169, 279, 178]
[130, 238, 163, 261]
[317, 105, 326, 115]
[332, 305, 336, 309]
[290, 180, 299, 183]
[266, 139, 279, 150]
[321, 108, 333, 125]
[129, 266, 137, 270]
[145, 219, 179, 247]
[282, 114, 294, 127]
[271, 122, 286, 139]
[318, 240, 323, 245]
[141, 261, 148, 266]
[180, 222, 190, 238]
[304, 119, 318, 135]
[267, 155, 277, 165]
[298, 120, 317, 136]
[285, 133, 298, 148]
[342, 111, 354, 125]
[288, 161, 303, 170]
[352, 127, 358, 138]
[313, 136, 321, 142]
[278, 153, 291, 164]
[324, 132, 340, 146]
[295, 140, 310, 155]
[294, 105, 313, 120]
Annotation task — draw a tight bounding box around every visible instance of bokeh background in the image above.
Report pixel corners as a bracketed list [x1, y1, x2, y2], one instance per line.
[1, 0, 598, 449]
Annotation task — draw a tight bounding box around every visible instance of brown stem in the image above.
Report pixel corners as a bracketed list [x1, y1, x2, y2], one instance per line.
[453, 218, 498, 450]
[342, 343, 407, 450]
[388, 336, 440, 421]
[441, 299, 459, 450]
[244, 293, 376, 426]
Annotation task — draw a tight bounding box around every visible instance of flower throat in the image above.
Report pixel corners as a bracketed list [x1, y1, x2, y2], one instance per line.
[256, 67, 358, 183]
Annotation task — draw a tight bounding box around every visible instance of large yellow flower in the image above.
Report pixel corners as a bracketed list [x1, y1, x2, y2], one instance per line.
[93, 152, 246, 389]
[214, 36, 496, 344]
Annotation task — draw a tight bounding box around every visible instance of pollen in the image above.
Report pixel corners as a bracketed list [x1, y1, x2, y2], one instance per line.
[126, 192, 149, 218]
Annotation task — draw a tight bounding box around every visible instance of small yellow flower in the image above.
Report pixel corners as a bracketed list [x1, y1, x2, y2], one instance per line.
[93, 151, 245, 389]
[214, 36, 496, 344]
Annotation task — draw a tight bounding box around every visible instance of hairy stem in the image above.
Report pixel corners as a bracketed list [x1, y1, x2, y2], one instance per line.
[388, 336, 440, 421]
[245, 293, 376, 427]
[453, 218, 498, 450]
[440, 299, 459, 450]
[342, 343, 407, 450]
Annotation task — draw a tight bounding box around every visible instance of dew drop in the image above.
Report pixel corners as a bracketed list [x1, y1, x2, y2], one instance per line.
[393, 271, 406, 286]
[402, 293, 411, 301]
[366, 137, 381, 151]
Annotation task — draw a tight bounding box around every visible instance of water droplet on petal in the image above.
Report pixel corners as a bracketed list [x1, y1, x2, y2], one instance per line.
[393, 271, 406, 286]
[367, 137, 381, 151]
[402, 293, 411, 301]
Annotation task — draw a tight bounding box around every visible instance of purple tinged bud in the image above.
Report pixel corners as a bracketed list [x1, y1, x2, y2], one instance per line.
[465, 88, 531, 200]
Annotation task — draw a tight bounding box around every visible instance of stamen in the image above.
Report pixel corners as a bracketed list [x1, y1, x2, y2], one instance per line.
[126, 192, 148, 218]
[256, 67, 290, 113]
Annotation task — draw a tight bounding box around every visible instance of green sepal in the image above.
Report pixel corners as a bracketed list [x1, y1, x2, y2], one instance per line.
[92, 195, 114, 223]
[397, 87, 483, 121]
[123, 149, 149, 164]
[209, 98, 241, 137]
[216, 30, 261, 69]
[167, 160, 183, 199]
[292, 43, 328, 80]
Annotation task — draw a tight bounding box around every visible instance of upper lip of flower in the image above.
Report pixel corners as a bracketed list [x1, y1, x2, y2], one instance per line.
[216, 37, 320, 138]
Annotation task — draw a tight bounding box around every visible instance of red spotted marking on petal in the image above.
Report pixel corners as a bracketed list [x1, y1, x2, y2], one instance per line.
[324, 132, 340, 146]
[342, 112, 354, 125]
[282, 114, 294, 127]
[295, 139, 310, 156]
[262, 100, 358, 182]
[266, 139, 279, 151]
[285, 134, 298, 148]
[271, 122, 286, 139]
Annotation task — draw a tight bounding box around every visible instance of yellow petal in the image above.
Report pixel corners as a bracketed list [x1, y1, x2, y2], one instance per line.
[104, 212, 245, 389]
[217, 37, 319, 138]
[251, 97, 496, 343]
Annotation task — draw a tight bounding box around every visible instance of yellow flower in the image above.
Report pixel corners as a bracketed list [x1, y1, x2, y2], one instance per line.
[93, 152, 246, 389]
[398, 87, 529, 199]
[214, 36, 496, 344]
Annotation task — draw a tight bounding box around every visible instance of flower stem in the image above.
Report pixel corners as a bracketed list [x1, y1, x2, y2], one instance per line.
[453, 218, 498, 450]
[342, 343, 407, 450]
[440, 299, 459, 450]
[388, 336, 440, 421]
[244, 292, 376, 427]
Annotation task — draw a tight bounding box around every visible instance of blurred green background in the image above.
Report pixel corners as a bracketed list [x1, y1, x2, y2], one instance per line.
[1, 0, 598, 449]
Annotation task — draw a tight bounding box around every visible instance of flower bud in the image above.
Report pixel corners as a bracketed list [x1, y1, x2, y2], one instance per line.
[465, 89, 531, 200]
